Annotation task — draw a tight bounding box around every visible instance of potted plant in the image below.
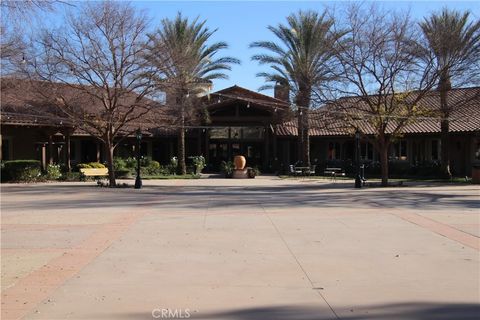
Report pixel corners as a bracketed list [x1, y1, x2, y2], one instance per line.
[220, 161, 234, 178]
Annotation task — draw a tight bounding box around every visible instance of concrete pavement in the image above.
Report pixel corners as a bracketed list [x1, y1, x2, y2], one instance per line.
[1, 177, 479, 319]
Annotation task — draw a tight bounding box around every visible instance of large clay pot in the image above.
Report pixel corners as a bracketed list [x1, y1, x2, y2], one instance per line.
[234, 155, 246, 170]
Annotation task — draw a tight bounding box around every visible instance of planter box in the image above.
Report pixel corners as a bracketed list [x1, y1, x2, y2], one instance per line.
[79, 168, 108, 177]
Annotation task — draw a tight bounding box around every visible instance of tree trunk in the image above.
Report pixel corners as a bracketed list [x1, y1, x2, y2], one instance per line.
[379, 144, 389, 187]
[296, 87, 311, 166]
[297, 110, 303, 163]
[438, 72, 452, 178]
[303, 108, 310, 167]
[440, 119, 451, 178]
[105, 142, 116, 187]
[177, 127, 186, 175]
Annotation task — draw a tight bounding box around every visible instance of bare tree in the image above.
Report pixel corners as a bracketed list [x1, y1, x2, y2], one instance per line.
[326, 4, 438, 186]
[22, 1, 158, 186]
[1, 0, 62, 72]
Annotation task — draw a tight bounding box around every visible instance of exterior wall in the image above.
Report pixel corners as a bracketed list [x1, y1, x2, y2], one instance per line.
[2, 123, 478, 176]
[308, 132, 476, 176]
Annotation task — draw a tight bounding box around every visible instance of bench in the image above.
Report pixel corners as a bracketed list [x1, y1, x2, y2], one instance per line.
[79, 168, 109, 178]
[324, 167, 345, 181]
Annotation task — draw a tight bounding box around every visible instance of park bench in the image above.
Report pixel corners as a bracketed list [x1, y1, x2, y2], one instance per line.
[324, 167, 345, 181]
[79, 168, 109, 178]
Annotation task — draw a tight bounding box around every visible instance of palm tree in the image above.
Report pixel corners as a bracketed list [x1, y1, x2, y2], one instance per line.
[420, 9, 480, 178]
[250, 10, 343, 166]
[145, 13, 239, 174]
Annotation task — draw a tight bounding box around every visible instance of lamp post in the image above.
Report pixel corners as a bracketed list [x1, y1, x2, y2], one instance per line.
[135, 128, 142, 189]
[355, 129, 362, 188]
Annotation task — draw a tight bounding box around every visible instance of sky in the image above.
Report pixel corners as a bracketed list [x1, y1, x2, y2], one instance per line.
[51, 1, 480, 95]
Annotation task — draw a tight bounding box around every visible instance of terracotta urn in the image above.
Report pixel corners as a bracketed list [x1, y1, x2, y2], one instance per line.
[234, 155, 246, 170]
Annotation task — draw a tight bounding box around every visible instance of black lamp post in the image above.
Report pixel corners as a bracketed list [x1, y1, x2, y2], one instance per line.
[134, 128, 142, 189]
[355, 129, 362, 188]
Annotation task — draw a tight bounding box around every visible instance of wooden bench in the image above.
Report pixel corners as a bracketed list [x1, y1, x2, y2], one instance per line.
[79, 168, 109, 178]
[324, 167, 345, 181]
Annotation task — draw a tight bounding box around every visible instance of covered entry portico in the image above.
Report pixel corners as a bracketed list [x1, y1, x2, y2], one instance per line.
[201, 85, 290, 171]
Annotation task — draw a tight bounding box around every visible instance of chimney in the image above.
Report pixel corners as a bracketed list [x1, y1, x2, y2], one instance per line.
[274, 82, 289, 102]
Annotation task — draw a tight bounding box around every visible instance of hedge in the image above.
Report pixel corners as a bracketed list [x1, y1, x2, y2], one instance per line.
[1, 160, 42, 182]
[76, 162, 106, 169]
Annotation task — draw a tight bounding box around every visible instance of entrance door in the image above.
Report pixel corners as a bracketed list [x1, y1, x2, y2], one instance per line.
[208, 141, 263, 170]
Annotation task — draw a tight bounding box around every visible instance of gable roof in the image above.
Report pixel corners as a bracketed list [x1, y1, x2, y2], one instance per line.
[206, 85, 290, 109]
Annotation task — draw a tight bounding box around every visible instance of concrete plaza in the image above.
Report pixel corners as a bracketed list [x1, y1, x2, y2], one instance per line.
[1, 177, 479, 320]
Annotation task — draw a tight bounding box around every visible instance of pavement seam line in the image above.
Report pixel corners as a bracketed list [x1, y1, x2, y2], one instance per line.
[390, 210, 479, 251]
[260, 205, 341, 320]
[1, 211, 146, 320]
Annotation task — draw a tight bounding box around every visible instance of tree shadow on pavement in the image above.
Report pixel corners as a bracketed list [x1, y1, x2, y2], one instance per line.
[109, 302, 480, 320]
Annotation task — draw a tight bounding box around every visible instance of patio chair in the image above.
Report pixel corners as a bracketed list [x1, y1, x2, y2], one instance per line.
[289, 165, 302, 176]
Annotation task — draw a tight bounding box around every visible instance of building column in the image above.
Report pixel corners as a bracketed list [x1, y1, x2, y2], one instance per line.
[96, 142, 101, 162]
[48, 134, 53, 165]
[197, 129, 202, 156]
[273, 127, 278, 161]
[65, 130, 72, 172]
[204, 129, 209, 164]
[41, 143, 47, 171]
[264, 127, 270, 170]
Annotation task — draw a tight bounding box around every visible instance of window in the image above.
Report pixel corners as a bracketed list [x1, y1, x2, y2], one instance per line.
[2, 139, 10, 160]
[209, 128, 229, 139]
[242, 127, 263, 140]
[327, 142, 341, 160]
[360, 142, 374, 160]
[392, 140, 407, 160]
[431, 140, 440, 161]
[475, 140, 480, 161]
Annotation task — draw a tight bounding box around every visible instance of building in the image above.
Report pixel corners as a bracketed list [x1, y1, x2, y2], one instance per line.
[1, 78, 479, 176]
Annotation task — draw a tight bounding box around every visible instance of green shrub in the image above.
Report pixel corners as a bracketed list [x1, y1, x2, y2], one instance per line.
[115, 169, 131, 178]
[191, 156, 206, 174]
[1, 160, 42, 182]
[46, 164, 62, 180]
[124, 157, 137, 169]
[59, 172, 83, 181]
[113, 157, 127, 171]
[88, 162, 106, 168]
[77, 162, 106, 170]
[220, 161, 234, 178]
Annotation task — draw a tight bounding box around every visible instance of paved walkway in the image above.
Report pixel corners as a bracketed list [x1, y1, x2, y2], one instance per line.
[1, 177, 479, 319]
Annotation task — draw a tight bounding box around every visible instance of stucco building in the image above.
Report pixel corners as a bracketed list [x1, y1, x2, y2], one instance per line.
[1, 78, 479, 176]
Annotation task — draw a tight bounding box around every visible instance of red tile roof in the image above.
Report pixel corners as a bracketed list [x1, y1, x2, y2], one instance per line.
[277, 87, 480, 136]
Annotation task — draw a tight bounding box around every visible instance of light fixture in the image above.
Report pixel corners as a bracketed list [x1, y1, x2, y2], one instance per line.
[217, 97, 221, 103]
[300, 110, 303, 115]
[274, 107, 278, 112]
[247, 102, 250, 108]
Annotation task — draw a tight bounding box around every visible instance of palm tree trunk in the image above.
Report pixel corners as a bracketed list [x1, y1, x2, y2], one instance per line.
[177, 127, 186, 175]
[303, 108, 310, 167]
[296, 88, 311, 166]
[439, 76, 452, 178]
[297, 110, 303, 163]
[177, 102, 187, 175]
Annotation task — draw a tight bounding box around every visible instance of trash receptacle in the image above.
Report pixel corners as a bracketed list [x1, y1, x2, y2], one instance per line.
[472, 164, 480, 184]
